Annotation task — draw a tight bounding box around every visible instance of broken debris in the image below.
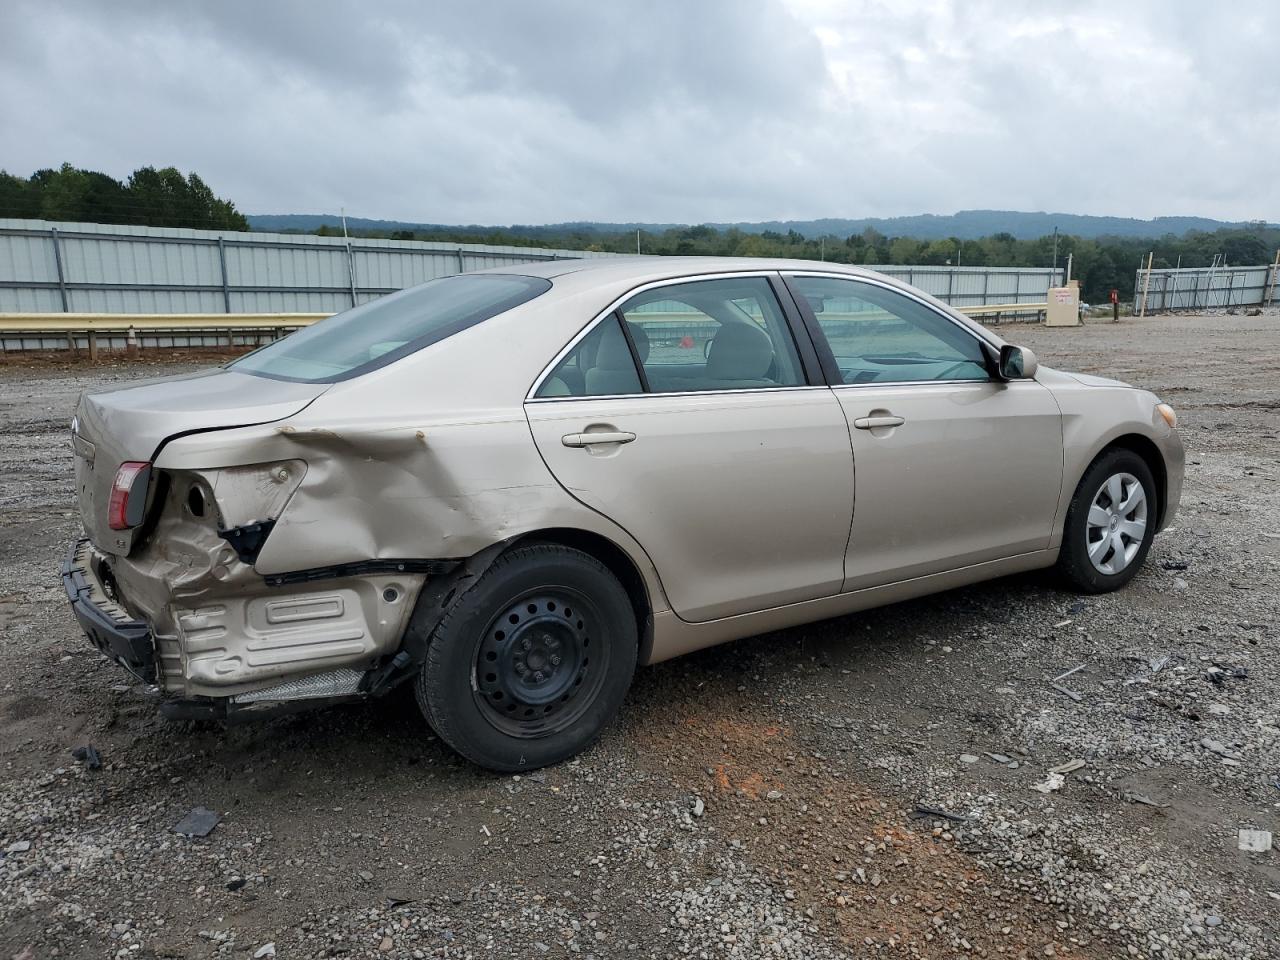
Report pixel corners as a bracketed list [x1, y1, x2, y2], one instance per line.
[1049, 758, 1086, 775]
[172, 806, 221, 838]
[71, 744, 102, 771]
[1238, 829, 1273, 853]
[1049, 682, 1084, 702]
[1123, 792, 1168, 808]
[1051, 664, 1087, 683]
[1031, 772, 1066, 794]
[910, 804, 968, 823]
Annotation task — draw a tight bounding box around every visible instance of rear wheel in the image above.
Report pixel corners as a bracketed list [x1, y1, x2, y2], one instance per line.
[1057, 449, 1157, 593]
[415, 543, 637, 771]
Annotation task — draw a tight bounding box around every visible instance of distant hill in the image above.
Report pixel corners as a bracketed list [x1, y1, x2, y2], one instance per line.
[247, 209, 1277, 241]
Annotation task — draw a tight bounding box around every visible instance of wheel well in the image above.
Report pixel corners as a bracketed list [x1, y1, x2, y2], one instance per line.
[1098, 434, 1167, 527]
[512, 528, 654, 665]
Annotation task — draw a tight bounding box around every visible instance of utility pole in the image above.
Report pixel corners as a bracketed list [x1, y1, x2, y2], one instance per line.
[340, 207, 349, 240]
[636, 229, 641, 255]
[1051, 227, 1060, 284]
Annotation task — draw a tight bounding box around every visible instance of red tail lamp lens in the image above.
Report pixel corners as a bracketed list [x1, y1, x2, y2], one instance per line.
[108, 461, 152, 530]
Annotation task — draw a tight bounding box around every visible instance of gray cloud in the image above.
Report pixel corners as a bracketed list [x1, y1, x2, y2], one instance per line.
[0, 0, 1275, 224]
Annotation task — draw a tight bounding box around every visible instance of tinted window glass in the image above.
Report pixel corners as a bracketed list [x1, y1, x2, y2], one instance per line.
[536, 315, 642, 398]
[791, 276, 988, 384]
[620, 277, 803, 393]
[232, 274, 551, 383]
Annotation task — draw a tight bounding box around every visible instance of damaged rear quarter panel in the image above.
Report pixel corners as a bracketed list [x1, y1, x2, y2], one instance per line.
[110, 462, 422, 698]
[153, 307, 672, 616]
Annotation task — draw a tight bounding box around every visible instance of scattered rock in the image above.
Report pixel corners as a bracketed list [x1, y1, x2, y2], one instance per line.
[1200, 738, 1241, 761]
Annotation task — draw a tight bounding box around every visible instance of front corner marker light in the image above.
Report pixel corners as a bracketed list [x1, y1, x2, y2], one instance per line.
[1156, 403, 1177, 429]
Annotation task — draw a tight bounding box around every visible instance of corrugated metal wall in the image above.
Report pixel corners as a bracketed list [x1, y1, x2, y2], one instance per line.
[0, 219, 627, 314]
[1, 219, 1064, 316]
[1133, 264, 1279, 311]
[865, 265, 1058, 307]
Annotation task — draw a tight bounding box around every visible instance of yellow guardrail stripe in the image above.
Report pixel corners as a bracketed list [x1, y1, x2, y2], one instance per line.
[958, 302, 1047, 316]
[0, 312, 329, 331]
[0, 302, 1046, 333]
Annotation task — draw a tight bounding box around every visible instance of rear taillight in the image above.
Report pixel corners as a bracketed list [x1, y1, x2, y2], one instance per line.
[108, 461, 152, 531]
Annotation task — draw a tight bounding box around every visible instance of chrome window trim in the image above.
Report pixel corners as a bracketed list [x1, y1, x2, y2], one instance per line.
[829, 378, 992, 391]
[781, 269, 1004, 351]
[526, 384, 828, 404]
[525, 270, 809, 402]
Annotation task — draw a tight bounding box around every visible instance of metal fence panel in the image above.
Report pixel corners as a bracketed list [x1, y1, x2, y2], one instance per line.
[1133, 264, 1276, 311]
[1, 219, 1065, 344]
[867, 265, 1057, 307]
[0, 218, 628, 316]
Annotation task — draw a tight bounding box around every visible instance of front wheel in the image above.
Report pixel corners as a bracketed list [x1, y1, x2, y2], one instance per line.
[1057, 449, 1157, 593]
[415, 543, 637, 771]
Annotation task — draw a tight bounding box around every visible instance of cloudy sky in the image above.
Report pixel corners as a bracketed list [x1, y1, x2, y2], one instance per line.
[1, 0, 1276, 224]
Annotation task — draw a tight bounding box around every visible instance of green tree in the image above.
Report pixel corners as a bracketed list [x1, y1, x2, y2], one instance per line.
[0, 163, 248, 230]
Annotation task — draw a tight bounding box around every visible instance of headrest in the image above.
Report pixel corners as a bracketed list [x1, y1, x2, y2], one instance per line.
[706, 322, 773, 380]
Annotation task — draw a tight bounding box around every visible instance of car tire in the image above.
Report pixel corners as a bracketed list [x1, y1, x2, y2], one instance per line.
[1057, 448, 1157, 594]
[414, 542, 637, 772]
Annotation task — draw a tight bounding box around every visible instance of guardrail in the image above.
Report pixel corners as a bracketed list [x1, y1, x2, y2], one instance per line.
[0, 303, 1048, 332]
[0, 312, 327, 331]
[959, 302, 1047, 319]
[0, 303, 1050, 355]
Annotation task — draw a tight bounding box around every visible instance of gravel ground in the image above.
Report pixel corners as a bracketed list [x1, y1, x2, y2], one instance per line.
[1, 311, 1277, 960]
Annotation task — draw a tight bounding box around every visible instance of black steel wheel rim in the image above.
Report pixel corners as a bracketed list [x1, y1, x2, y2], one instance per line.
[473, 589, 608, 738]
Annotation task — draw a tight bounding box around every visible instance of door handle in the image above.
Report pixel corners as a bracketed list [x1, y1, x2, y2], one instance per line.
[853, 415, 905, 430]
[561, 430, 637, 448]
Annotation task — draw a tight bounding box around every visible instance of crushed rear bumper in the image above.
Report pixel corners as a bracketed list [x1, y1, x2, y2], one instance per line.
[61, 538, 156, 684]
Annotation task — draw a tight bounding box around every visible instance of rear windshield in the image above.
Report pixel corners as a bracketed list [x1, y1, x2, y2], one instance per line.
[231, 274, 552, 382]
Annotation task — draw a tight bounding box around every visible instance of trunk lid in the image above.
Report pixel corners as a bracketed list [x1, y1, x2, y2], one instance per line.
[73, 368, 327, 555]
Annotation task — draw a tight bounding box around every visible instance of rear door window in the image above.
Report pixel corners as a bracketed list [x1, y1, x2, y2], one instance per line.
[537, 276, 806, 398]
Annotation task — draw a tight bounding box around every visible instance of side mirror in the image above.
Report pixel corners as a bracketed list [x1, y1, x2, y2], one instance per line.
[998, 344, 1038, 380]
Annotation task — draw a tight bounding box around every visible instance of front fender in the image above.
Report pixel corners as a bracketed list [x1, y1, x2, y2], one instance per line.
[1037, 368, 1184, 546]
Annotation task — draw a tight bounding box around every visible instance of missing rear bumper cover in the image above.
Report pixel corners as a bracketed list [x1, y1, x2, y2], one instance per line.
[61, 539, 156, 684]
[218, 519, 276, 564]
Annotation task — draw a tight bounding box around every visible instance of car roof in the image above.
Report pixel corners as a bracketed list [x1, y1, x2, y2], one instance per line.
[476, 255, 883, 283]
